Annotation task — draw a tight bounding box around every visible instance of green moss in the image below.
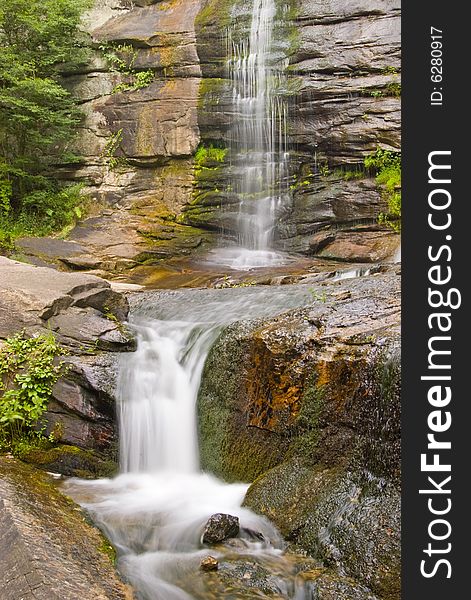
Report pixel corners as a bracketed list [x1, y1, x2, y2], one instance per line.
[17, 443, 118, 478]
[289, 374, 326, 461]
[386, 82, 401, 97]
[286, 22, 301, 55]
[197, 326, 289, 483]
[198, 77, 226, 109]
[381, 66, 399, 75]
[195, 0, 235, 29]
[331, 167, 367, 181]
[98, 537, 117, 564]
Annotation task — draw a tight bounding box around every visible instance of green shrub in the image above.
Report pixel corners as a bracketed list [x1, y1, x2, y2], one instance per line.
[0, 332, 67, 450]
[194, 144, 228, 166]
[0, 184, 88, 244]
[100, 42, 154, 93]
[365, 149, 401, 231]
[101, 128, 128, 171]
[0, 0, 93, 246]
[0, 0, 92, 213]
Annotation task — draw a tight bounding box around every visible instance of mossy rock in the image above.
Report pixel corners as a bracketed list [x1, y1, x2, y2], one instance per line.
[195, 0, 238, 29]
[16, 444, 118, 479]
[0, 457, 131, 598]
[244, 463, 400, 600]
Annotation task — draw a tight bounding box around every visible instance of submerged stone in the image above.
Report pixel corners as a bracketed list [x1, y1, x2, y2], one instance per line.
[200, 556, 219, 572]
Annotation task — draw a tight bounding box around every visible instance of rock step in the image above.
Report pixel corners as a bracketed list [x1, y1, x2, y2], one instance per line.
[0, 457, 133, 599]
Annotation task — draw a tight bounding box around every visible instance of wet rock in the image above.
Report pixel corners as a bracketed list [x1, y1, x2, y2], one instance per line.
[192, 0, 401, 262]
[304, 571, 379, 600]
[0, 257, 130, 338]
[0, 258, 133, 461]
[60, 255, 104, 270]
[200, 556, 219, 572]
[17, 444, 117, 479]
[46, 0, 210, 276]
[245, 467, 400, 599]
[202, 513, 240, 544]
[196, 272, 400, 597]
[198, 271, 400, 482]
[35, 0, 401, 276]
[0, 457, 132, 599]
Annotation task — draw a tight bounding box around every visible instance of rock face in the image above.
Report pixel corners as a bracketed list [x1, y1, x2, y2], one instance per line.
[49, 0, 215, 274]
[202, 513, 240, 544]
[197, 270, 401, 598]
[0, 257, 134, 466]
[0, 457, 132, 599]
[191, 0, 401, 260]
[12, 0, 400, 275]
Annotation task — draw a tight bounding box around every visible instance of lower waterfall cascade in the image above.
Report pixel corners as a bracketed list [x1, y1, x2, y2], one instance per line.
[65, 286, 319, 600]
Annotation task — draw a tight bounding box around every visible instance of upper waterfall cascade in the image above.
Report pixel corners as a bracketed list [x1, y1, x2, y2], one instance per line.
[213, 0, 291, 269]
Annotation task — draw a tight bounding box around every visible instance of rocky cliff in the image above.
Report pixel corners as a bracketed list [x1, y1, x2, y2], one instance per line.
[14, 0, 400, 276]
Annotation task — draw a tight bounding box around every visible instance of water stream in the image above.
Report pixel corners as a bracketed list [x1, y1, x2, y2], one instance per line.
[65, 286, 316, 599]
[214, 0, 290, 270]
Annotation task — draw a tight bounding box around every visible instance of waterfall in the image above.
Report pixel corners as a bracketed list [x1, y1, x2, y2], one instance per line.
[64, 287, 315, 600]
[213, 0, 290, 269]
[118, 321, 217, 474]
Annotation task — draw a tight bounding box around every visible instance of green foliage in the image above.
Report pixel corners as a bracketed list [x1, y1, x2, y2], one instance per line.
[386, 82, 401, 97]
[100, 42, 154, 93]
[0, 184, 88, 243]
[102, 128, 128, 171]
[332, 168, 366, 181]
[369, 89, 383, 98]
[195, 0, 235, 29]
[308, 288, 327, 303]
[381, 66, 399, 75]
[361, 82, 401, 98]
[195, 144, 228, 166]
[318, 163, 330, 177]
[0, 332, 67, 450]
[216, 276, 257, 288]
[0, 0, 92, 238]
[365, 149, 401, 231]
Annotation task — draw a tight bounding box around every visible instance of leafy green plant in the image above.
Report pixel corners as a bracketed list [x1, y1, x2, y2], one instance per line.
[102, 128, 128, 170]
[332, 168, 366, 181]
[0, 184, 89, 244]
[100, 42, 154, 93]
[195, 144, 228, 166]
[0, 1, 92, 213]
[318, 163, 330, 177]
[365, 149, 401, 231]
[0, 332, 67, 450]
[0, 0, 92, 246]
[386, 82, 401, 97]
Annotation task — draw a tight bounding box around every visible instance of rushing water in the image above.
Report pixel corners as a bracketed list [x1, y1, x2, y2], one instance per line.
[65, 286, 316, 599]
[216, 0, 290, 269]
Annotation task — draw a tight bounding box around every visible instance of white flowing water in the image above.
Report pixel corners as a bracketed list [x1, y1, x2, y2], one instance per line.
[392, 243, 401, 263]
[216, 0, 290, 269]
[64, 287, 316, 599]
